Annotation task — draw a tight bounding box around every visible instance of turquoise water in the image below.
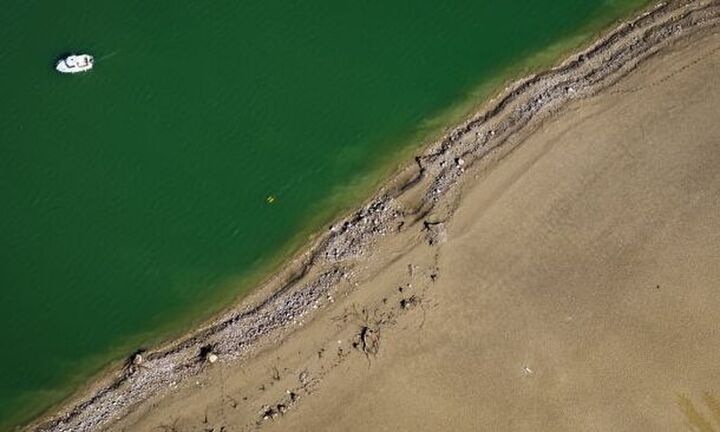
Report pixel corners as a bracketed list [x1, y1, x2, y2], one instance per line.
[0, 0, 647, 428]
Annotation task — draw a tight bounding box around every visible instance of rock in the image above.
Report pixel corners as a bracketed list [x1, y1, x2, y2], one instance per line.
[261, 405, 279, 420]
[207, 353, 218, 364]
[298, 371, 309, 385]
[424, 221, 448, 245]
[356, 326, 380, 356]
[400, 296, 419, 310]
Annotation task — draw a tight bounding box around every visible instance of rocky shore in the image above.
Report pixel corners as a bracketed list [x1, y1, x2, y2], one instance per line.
[29, 1, 720, 430]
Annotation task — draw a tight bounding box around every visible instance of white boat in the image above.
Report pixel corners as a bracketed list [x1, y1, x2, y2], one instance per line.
[55, 54, 94, 74]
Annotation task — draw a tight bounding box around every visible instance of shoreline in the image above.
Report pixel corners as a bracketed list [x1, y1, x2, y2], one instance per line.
[28, 1, 720, 431]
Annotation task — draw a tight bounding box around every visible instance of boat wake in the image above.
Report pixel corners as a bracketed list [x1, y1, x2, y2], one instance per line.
[96, 51, 119, 62]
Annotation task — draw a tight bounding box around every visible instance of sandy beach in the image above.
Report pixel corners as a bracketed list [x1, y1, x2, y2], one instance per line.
[29, 1, 720, 431]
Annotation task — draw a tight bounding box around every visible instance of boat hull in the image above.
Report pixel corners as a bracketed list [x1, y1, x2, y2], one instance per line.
[56, 54, 94, 74]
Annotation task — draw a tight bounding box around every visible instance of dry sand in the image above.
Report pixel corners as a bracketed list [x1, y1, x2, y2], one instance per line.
[32, 1, 720, 431]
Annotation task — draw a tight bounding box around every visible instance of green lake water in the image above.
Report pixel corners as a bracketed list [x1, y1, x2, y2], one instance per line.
[0, 0, 649, 429]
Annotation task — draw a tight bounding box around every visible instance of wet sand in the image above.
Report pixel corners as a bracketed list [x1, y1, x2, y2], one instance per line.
[31, 1, 720, 431]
